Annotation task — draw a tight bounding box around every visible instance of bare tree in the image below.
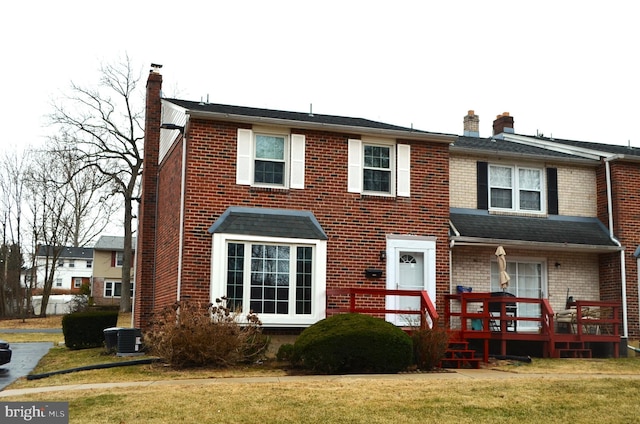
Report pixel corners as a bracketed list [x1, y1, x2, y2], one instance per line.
[23, 150, 75, 316]
[48, 55, 144, 312]
[0, 150, 28, 317]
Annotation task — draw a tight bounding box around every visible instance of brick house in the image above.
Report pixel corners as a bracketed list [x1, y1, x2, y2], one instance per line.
[92, 236, 135, 306]
[450, 111, 639, 344]
[134, 68, 455, 330]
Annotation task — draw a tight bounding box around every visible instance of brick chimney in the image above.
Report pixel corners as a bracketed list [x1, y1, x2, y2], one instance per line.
[493, 112, 514, 135]
[134, 65, 163, 329]
[463, 110, 480, 137]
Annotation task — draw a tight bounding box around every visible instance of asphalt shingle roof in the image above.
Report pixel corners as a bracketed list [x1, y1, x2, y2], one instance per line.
[450, 209, 617, 248]
[36, 246, 93, 258]
[209, 207, 328, 240]
[164, 98, 452, 136]
[452, 136, 581, 159]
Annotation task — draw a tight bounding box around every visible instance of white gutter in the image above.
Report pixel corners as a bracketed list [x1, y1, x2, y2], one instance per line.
[176, 122, 188, 301]
[187, 110, 456, 144]
[605, 158, 629, 340]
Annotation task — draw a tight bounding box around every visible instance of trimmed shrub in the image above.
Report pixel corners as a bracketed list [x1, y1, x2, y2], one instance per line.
[292, 313, 413, 374]
[144, 299, 269, 368]
[276, 343, 295, 361]
[62, 310, 119, 350]
[411, 321, 449, 370]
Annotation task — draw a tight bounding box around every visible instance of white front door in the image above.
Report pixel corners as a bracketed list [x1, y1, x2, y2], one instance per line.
[398, 251, 424, 314]
[385, 236, 436, 327]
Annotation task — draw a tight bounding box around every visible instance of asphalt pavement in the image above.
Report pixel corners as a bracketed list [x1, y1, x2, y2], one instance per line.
[0, 342, 54, 391]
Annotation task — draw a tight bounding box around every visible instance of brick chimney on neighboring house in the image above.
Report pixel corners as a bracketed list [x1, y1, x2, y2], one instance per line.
[463, 110, 480, 137]
[134, 64, 163, 329]
[493, 112, 514, 135]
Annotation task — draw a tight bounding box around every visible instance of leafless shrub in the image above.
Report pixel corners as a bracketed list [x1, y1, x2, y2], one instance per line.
[144, 298, 269, 368]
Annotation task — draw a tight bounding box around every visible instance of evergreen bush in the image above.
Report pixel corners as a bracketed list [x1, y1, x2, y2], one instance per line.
[62, 310, 119, 350]
[292, 313, 413, 374]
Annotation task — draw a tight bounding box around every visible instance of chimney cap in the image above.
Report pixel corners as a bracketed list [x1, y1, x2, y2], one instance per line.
[467, 110, 475, 116]
[150, 63, 163, 73]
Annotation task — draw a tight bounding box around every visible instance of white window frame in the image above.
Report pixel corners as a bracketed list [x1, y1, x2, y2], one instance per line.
[55, 278, 62, 288]
[86, 260, 92, 268]
[488, 164, 544, 213]
[104, 281, 134, 298]
[236, 128, 305, 189]
[115, 251, 124, 267]
[74, 278, 83, 288]
[211, 233, 326, 327]
[348, 138, 410, 197]
[68, 260, 75, 268]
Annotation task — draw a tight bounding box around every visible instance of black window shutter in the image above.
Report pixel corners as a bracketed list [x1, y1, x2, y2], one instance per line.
[547, 167, 558, 215]
[477, 162, 488, 210]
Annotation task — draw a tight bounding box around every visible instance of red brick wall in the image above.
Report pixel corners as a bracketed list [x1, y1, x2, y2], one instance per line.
[596, 161, 640, 338]
[154, 139, 183, 306]
[153, 119, 450, 321]
[134, 71, 162, 328]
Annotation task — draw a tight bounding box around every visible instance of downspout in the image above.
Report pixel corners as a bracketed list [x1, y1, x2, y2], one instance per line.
[176, 130, 188, 302]
[605, 158, 629, 341]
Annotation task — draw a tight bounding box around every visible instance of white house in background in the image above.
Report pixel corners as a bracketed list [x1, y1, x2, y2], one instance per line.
[34, 245, 94, 293]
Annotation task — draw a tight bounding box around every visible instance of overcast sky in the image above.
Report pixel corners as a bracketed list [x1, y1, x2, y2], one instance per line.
[3, 1, 639, 152]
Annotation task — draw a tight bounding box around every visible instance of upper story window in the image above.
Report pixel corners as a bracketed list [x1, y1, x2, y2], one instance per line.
[364, 145, 391, 192]
[254, 134, 286, 185]
[488, 165, 543, 213]
[115, 251, 124, 267]
[477, 162, 558, 215]
[58, 259, 64, 267]
[236, 128, 305, 189]
[86, 260, 92, 268]
[348, 138, 410, 197]
[68, 260, 75, 268]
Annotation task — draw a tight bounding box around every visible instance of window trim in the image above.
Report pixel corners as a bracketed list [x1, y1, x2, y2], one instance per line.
[211, 233, 327, 327]
[348, 138, 410, 197]
[236, 128, 305, 189]
[488, 164, 545, 214]
[115, 251, 124, 268]
[104, 281, 134, 298]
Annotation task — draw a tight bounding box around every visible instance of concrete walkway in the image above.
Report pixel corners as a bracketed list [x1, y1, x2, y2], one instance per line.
[3, 369, 640, 398]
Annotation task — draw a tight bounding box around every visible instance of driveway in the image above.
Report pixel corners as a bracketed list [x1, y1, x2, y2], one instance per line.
[0, 342, 53, 391]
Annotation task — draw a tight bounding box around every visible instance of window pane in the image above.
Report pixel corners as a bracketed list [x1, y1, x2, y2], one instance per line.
[254, 160, 284, 184]
[520, 190, 541, 210]
[363, 169, 391, 192]
[364, 145, 390, 169]
[226, 243, 244, 311]
[255, 135, 284, 160]
[518, 169, 541, 190]
[250, 244, 290, 315]
[296, 247, 313, 315]
[490, 188, 512, 208]
[489, 166, 512, 187]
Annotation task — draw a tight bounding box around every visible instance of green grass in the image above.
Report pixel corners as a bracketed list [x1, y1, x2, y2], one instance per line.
[3, 315, 640, 423]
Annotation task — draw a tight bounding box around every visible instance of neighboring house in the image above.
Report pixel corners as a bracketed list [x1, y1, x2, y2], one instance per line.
[34, 245, 93, 294]
[92, 236, 136, 306]
[134, 68, 455, 329]
[449, 111, 639, 342]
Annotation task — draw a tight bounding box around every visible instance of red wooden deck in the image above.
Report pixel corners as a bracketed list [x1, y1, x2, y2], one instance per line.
[326, 288, 621, 365]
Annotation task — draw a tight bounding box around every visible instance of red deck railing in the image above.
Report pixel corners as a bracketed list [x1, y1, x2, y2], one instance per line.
[326, 287, 438, 329]
[445, 293, 621, 361]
